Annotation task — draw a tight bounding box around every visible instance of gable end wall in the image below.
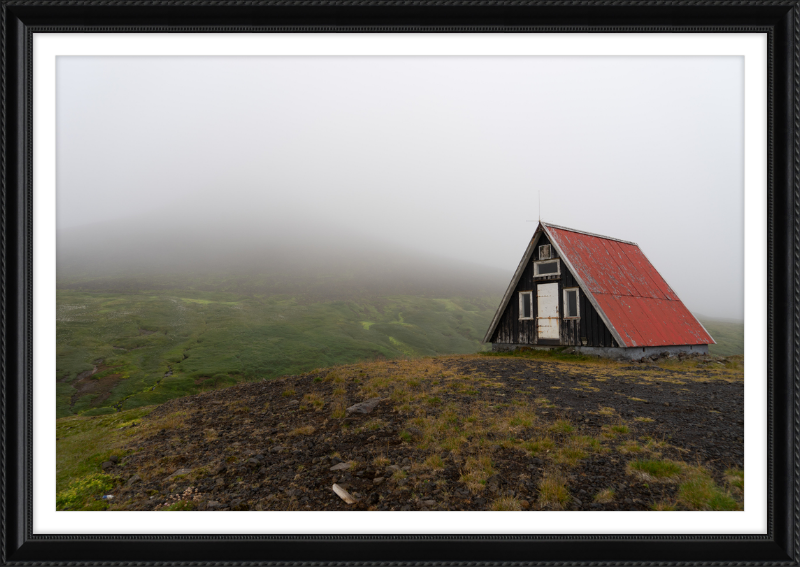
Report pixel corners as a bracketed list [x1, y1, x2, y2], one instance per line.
[490, 233, 618, 348]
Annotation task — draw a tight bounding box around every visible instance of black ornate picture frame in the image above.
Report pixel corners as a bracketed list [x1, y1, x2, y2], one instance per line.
[2, 2, 798, 564]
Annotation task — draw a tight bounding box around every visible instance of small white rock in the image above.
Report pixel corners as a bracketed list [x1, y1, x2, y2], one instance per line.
[332, 484, 358, 504]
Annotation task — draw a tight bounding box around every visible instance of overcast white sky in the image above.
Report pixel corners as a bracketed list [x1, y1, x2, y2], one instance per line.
[57, 56, 744, 319]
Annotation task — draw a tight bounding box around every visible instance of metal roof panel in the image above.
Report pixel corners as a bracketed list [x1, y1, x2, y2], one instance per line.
[606, 240, 661, 299]
[617, 241, 678, 300]
[593, 294, 647, 347]
[546, 224, 713, 347]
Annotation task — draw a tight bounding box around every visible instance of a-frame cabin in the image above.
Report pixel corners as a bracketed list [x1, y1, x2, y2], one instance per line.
[483, 222, 714, 360]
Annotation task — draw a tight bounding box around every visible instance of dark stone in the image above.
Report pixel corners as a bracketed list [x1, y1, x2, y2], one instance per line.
[486, 474, 503, 486]
[404, 427, 424, 441]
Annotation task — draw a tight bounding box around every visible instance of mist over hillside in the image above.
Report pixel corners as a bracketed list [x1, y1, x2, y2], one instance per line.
[57, 209, 509, 300]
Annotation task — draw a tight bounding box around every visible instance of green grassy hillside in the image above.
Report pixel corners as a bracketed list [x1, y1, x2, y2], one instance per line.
[56, 289, 741, 419]
[57, 290, 500, 418]
[697, 318, 744, 357]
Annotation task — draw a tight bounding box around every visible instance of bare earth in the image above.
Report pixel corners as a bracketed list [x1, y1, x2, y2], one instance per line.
[102, 353, 744, 512]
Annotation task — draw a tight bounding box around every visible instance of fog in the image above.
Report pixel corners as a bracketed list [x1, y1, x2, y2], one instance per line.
[57, 56, 744, 318]
[56, 209, 509, 299]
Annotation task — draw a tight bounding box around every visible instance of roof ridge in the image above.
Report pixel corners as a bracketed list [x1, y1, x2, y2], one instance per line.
[542, 222, 638, 246]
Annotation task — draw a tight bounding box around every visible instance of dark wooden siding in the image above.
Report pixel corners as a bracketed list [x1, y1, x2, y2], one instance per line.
[490, 233, 617, 347]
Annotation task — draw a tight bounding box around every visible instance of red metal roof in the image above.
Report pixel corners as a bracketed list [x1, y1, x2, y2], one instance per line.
[545, 224, 714, 348]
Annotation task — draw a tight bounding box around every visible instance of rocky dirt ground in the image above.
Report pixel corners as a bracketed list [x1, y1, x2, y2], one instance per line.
[98, 352, 744, 512]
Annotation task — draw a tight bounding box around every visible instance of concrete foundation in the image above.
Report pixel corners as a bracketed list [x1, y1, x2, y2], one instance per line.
[491, 343, 557, 352]
[491, 343, 708, 360]
[575, 344, 708, 360]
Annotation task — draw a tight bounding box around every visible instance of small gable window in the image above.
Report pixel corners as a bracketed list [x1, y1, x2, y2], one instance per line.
[563, 287, 580, 318]
[519, 291, 534, 320]
[534, 259, 560, 277]
[538, 244, 552, 260]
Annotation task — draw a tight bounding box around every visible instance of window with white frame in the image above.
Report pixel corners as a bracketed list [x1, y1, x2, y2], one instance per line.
[538, 244, 552, 260]
[534, 259, 560, 277]
[519, 291, 534, 320]
[563, 287, 580, 319]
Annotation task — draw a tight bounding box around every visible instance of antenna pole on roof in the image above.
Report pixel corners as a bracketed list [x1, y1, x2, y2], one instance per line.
[526, 191, 543, 226]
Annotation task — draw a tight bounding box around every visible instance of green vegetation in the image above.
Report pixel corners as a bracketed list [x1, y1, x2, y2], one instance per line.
[725, 468, 744, 492]
[492, 496, 523, 511]
[628, 459, 684, 479]
[698, 317, 744, 357]
[56, 290, 499, 417]
[56, 406, 155, 494]
[481, 346, 615, 364]
[538, 470, 570, 509]
[678, 470, 740, 511]
[56, 353, 744, 512]
[56, 473, 117, 511]
[548, 420, 575, 434]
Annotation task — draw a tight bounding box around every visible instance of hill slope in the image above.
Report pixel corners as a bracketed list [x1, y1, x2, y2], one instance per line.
[57, 291, 500, 418]
[56, 213, 510, 418]
[697, 318, 744, 357]
[56, 352, 744, 512]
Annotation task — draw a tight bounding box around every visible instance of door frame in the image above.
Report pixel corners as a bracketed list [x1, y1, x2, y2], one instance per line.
[536, 282, 560, 341]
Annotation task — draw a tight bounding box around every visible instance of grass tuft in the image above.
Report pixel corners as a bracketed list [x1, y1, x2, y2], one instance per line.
[593, 488, 615, 504]
[424, 454, 445, 470]
[373, 455, 390, 467]
[678, 469, 740, 511]
[522, 437, 555, 455]
[650, 500, 678, 511]
[491, 496, 522, 511]
[628, 459, 683, 480]
[330, 401, 346, 419]
[300, 393, 324, 411]
[538, 469, 570, 509]
[460, 455, 495, 493]
[725, 468, 744, 492]
[548, 420, 575, 434]
[288, 425, 315, 436]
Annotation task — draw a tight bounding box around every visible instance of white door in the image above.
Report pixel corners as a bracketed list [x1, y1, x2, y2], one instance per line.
[537, 283, 560, 340]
